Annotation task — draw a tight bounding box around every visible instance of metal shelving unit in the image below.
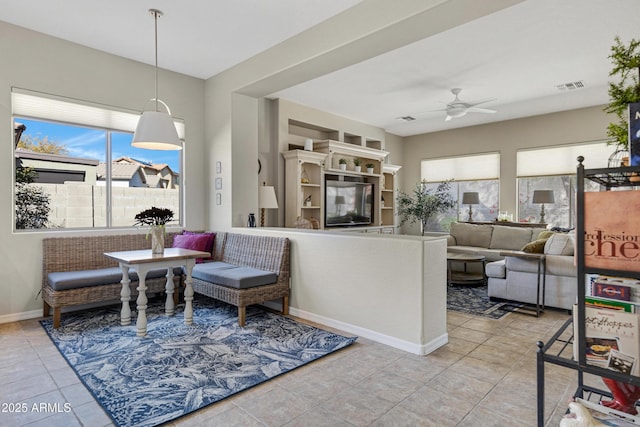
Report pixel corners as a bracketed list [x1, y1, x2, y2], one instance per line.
[536, 156, 640, 426]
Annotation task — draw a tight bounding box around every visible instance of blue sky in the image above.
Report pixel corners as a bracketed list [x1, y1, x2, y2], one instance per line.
[16, 118, 180, 171]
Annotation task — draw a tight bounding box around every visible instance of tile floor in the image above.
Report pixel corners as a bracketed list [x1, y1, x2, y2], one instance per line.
[0, 307, 596, 426]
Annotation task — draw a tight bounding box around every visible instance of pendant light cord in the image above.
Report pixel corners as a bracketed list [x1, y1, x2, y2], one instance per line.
[150, 9, 162, 113]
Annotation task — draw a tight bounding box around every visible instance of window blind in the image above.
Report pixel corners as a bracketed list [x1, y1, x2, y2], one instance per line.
[11, 88, 185, 139]
[516, 142, 612, 177]
[421, 152, 499, 182]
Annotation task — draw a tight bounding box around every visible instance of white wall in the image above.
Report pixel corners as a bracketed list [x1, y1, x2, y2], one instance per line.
[231, 228, 448, 355]
[0, 21, 205, 321]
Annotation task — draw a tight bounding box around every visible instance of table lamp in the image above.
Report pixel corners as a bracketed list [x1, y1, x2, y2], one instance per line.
[258, 183, 278, 227]
[532, 190, 554, 224]
[462, 192, 480, 222]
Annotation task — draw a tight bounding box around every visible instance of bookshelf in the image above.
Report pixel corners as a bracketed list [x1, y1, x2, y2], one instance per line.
[536, 157, 640, 426]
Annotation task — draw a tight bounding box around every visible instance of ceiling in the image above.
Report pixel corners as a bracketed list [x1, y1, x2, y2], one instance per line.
[2, 0, 639, 137]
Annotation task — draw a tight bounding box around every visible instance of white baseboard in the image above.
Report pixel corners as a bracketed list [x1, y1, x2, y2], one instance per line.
[0, 309, 42, 324]
[288, 306, 448, 356]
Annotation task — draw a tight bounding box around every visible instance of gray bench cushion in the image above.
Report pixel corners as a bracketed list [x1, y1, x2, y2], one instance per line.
[48, 267, 181, 291]
[192, 262, 277, 289]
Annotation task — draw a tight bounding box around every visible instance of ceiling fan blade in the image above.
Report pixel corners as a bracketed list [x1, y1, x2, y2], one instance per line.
[465, 98, 496, 107]
[467, 107, 496, 114]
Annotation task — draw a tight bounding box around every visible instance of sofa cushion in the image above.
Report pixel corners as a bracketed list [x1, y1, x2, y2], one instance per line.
[522, 238, 548, 253]
[485, 260, 506, 278]
[193, 263, 277, 289]
[48, 267, 180, 291]
[450, 222, 493, 248]
[544, 233, 574, 255]
[173, 232, 215, 263]
[192, 261, 238, 281]
[489, 226, 532, 251]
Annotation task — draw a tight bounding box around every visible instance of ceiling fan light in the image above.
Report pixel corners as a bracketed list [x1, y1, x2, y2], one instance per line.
[132, 111, 182, 150]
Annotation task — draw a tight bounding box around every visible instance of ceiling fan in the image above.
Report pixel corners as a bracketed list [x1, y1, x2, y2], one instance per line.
[435, 88, 497, 121]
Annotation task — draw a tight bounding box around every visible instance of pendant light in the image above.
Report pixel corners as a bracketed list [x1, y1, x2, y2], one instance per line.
[132, 9, 182, 150]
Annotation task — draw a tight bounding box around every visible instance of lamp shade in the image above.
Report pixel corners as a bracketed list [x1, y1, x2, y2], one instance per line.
[532, 190, 554, 204]
[462, 192, 480, 205]
[132, 111, 182, 150]
[258, 186, 278, 209]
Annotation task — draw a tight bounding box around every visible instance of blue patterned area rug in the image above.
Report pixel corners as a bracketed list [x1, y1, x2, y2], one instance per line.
[447, 284, 518, 319]
[40, 296, 357, 427]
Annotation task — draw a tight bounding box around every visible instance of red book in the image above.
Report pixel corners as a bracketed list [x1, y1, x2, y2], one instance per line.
[593, 282, 632, 301]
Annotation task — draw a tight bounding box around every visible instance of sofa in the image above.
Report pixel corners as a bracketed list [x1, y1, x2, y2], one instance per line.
[190, 232, 290, 327]
[42, 231, 290, 328]
[446, 222, 577, 310]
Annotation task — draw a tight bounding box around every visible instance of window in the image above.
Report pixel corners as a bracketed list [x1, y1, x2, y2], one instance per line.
[421, 153, 500, 231]
[12, 89, 184, 230]
[516, 142, 611, 228]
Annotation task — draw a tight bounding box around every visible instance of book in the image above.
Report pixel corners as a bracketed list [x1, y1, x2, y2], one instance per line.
[584, 191, 640, 271]
[593, 282, 632, 301]
[573, 305, 640, 376]
[575, 397, 640, 426]
[630, 102, 640, 167]
[585, 296, 635, 313]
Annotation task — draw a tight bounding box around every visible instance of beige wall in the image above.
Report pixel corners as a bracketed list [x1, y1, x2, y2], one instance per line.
[0, 21, 205, 321]
[400, 105, 612, 233]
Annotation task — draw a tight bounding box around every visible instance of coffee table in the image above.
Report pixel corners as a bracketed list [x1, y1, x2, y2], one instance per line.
[104, 248, 210, 337]
[447, 252, 486, 286]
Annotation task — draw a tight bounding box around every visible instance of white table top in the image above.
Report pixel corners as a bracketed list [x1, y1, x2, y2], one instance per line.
[104, 248, 211, 264]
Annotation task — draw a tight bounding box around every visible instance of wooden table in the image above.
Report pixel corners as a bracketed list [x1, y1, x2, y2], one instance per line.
[104, 248, 210, 337]
[447, 252, 486, 286]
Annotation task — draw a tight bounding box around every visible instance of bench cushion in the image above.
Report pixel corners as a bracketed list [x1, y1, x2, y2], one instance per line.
[48, 267, 181, 291]
[192, 262, 277, 289]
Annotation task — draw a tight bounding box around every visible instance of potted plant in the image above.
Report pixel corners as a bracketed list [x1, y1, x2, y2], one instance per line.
[365, 163, 375, 174]
[396, 181, 455, 236]
[134, 207, 174, 254]
[338, 158, 348, 171]
[353, 158, 362, 173]
[604, 36, 640, 161]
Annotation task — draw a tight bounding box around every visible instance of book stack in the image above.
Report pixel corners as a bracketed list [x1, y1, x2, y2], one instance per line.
[576, 275, 640, 376]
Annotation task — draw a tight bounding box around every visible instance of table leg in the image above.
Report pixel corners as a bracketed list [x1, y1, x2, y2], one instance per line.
[136, 266, 149, 337]
[165, 267, 175, 316]
[184, 260, 195, 325]
[120, 265, 131, 326]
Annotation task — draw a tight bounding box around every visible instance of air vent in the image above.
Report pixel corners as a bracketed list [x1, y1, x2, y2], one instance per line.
[398, 116, 416, 121]
[555, 81, 585, 91]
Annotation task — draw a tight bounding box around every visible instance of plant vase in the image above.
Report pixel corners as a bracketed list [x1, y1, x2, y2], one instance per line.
[367, 167, 374, 174]
[355, 165, 361, 173]
[339, 163, 347, 171]
[150, 226, 165, 254]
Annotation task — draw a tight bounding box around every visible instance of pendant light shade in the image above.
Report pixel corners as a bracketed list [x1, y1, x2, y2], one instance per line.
[132, 9, 182, 150]
[132, 110, 181, 150]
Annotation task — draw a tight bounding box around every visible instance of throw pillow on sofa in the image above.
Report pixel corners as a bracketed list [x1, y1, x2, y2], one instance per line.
[173, 232, 215, 263]
[522, 238, 548, 253]
[544, 233, 574, 256]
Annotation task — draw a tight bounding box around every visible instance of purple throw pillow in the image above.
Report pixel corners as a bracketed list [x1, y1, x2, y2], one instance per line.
[173, 232, 215, 263]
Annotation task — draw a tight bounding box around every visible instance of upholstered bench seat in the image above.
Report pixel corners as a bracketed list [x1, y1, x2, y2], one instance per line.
[48, 267, 183, 291]
[192, 262, 277, 289]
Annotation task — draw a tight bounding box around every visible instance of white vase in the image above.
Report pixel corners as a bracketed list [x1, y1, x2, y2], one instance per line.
[339, 163, 347, 171]
[355, 165, 361, 173]
[367, 167, 374, 174]
[150, 226, 165, 254]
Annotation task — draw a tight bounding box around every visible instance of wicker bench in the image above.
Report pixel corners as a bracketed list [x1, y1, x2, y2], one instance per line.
[42, 233, 181, 328]
[191, 232, 290, 327]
